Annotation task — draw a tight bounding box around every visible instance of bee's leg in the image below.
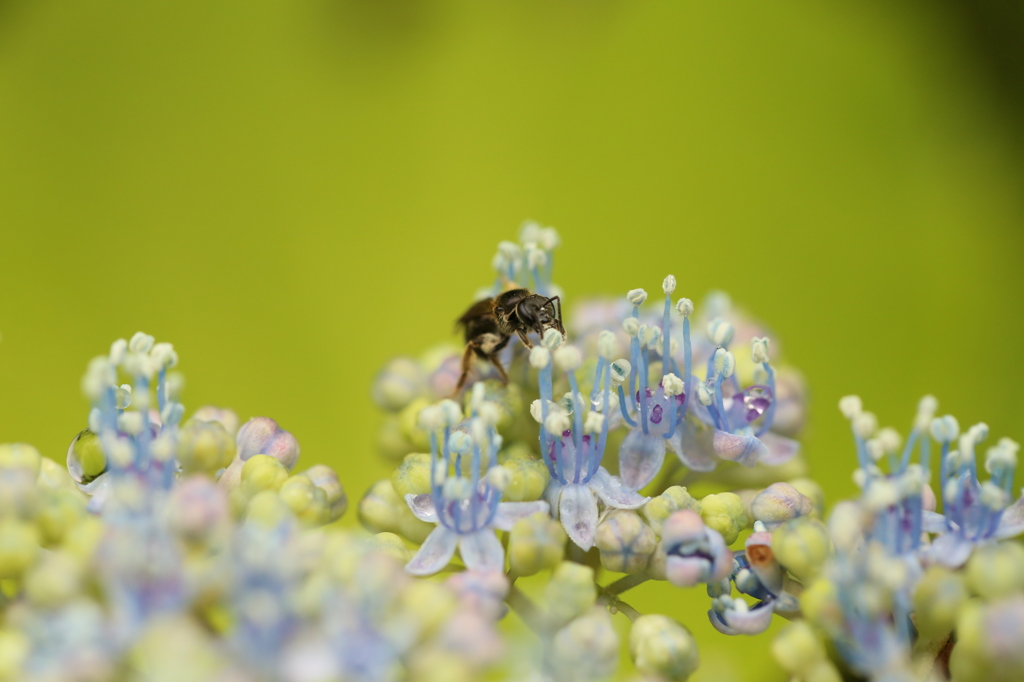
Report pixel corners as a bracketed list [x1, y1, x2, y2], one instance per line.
[487, 354, 509, 385]
[515, 329, 533, 349]
[454, 341, 479, 395]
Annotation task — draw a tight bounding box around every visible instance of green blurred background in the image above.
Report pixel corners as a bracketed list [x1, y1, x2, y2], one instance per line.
[1, 1, 1022, 679]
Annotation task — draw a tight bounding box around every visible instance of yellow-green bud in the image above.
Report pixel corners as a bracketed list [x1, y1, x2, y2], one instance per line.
[377, 415, 416, 462]
[914, 566, 969, 640]
[800, 578, 842, 631]
[545, 561, 598, 626]
[303, 464, 347, 521]
[770, 621, 825, 674]
[629, 614, 699, 681]
[803, 660, 842, 682]
[367, 532, 411, 564]
[61, 516, 104, 561]
[357, 480, 433, 544]
[789, 477, 825, 517]
[399, 397, 434, 451]
[391, 453, 434, 498]
[552, 608, 619, 682]
[36, 457, 77, 494]
[750, 482, 813, 530]
[0, 519, 39, 579]
[771, 517, 831, 581]
[35, 490, 87, 547]
[498, 456, 550, 502]
[699, 493, 748, 545]
[508, 511, 566, 576]
[278, 475, 330, 526]
[596, 511, 657, 574]
[407, 650, 472, 682]
[0, 630, 29, 682]
[396, 578, 458, 638]
[66, 430, 106, 485]
[241, 454, 289, 496]
[0, 443, 41, 477]
[245, 490, 293, 527]
[965, 542, 1024, 600]
[642, 486, 701, 536]
[178, 420, 237, 475]
[24, 551, 83, 607]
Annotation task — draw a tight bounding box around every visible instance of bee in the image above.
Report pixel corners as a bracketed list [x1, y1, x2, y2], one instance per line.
[454, 288, 565, 393]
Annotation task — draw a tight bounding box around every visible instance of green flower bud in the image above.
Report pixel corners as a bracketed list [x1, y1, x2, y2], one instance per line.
[642, 486, 701, 536]
[24, 551, 83, 607]
[367, 532, 411, 563]
[0, 519, 39, 579]
[357, 479, 433, 544]
[646, 539, 667, 581]
[396, 578, 458, 638]
[552, 608, 619, 682]
[699, 492, 748, 545]
[750, 482, 813, 530]
[629, 614, 699, 681]
[240, 454, 289, 495]
[36, 457, 78, 494]
[596, 511, 657, 574]
[771, 517, 831, 581]
[509, 511, 566, 576]
[498, 455, 550, 502]
[0, 629, 29, 682]
[177, 419, 236, 475]
[800, 578, 842, 631]
[788, 477, 825, 516]
[376, 415, 416, 462]
[67, 430, 106, 485]
[302, 464, 347, 521]
[913, 566, 969, 640]
[0, 443, 41, 477]
[278, 475, 330, 526]
[399, 397, 434, 451]
[391, 453, 434, 498]
[35, 489, 87, 546]
[965, 542, 1024, 600]
[245, 490, 293, 527]
[545, 561, 598, 626]
[770, 621, 825, 675]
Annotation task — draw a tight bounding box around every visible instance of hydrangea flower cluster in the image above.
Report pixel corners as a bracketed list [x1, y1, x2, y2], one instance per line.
[1, 224, 1021, 681]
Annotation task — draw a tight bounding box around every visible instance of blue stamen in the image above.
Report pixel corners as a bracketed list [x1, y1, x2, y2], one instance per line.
[640, 347, 650, 435]
[568, 372, 584, 453]
[539, 364, 554, 475]
[754, 363, 776, 437]
[591, 361, 612, 480]
[617, 386, 638, 428]
[589, 357, 606, 403]
[713, 372, 728, 433]
[681, 317, 692, 420]
[157, 368, 167, 415]
[662, 294, 672, 376]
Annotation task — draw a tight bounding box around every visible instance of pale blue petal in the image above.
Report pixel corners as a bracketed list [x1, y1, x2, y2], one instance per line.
[589, 467, 648, 509]
[459, 530, 505, 572]
[671, 420, 718, 472]
[618, 429, 666, 491]
[995, 497, 1024, 540]
[758, 432, 800, 466]
[712, 430, 767, 467]
[559, 483, 599, 550]
[493, 501, 550, 531]
[405, 526, 458, 576]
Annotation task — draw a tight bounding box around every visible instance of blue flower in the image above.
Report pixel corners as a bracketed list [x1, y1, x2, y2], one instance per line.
[405, 401, 548, 575]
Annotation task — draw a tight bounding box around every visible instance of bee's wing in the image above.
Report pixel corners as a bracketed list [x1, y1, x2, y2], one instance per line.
[455, 298, 495, 331]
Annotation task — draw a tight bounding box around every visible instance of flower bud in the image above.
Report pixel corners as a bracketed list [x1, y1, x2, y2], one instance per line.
[509, 512, 566, 576]
[190, 406, 240, 437]
[303, 464, 347, 521]
[630, 614, 699, 681]
[357, 479, 433, 544]
[372, 357, 427, 412]
[279, 475, 330, 526]
[750, 483, 813, 530]
[178, 419, 237, 475]
[498, 453, 550, 502]
[0, 443, 41, 477]
[642, 486, 701, 536]
[770, 621, 827, 676]
[965, 542, 1024, 600]
[235, 417, 300, 470]
[391, 453, 434, 498]
[0, 519, 39, 579]
[771, 517, 831, 580]
[914, 566, 969, 640]
[699, 493, 748, 545]
[544, 561, 597, 626]
[596, 511, 657, 574]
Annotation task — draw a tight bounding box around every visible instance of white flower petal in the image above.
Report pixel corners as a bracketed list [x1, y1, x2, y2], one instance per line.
[493, 500, 550, 531]
[459, 530, 505, 572]
[405, 526, 458, 576]
[588, 468, 648, 509]
[558, 483, 599, 550]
